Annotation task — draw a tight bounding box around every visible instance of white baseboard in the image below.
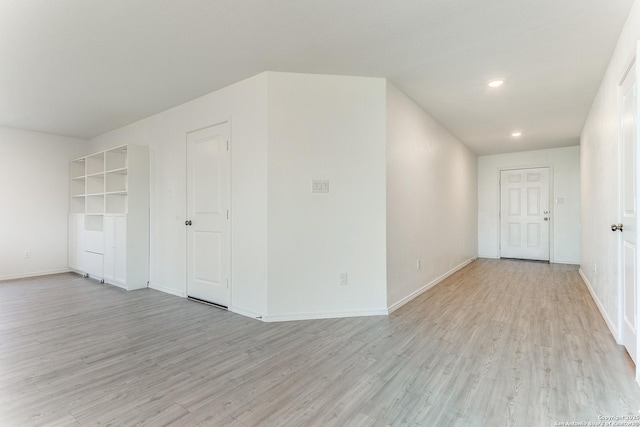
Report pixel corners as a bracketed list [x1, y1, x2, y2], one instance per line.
[148, 282, 186, 298]
[229, 305, 265, 321]
[0, 268, 72, 282]
[388, 256, 478, 314]
[552, 259, 580, 265]
[262, 308, 388, 323]
[578, 268, 620, 343]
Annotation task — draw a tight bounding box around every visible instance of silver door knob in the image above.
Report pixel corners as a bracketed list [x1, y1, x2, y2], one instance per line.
[612, 223, 624, 231]
[544, 217, 549, 221]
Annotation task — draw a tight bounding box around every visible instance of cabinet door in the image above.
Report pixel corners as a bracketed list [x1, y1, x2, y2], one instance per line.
[115, 215, 127, 283]
[85, 252, 103, 277]
[104, 215, 126, 284]
[104, 216, 116, 280]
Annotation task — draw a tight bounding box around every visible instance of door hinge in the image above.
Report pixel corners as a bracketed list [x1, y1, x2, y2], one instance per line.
[226, 210, 229, 220]
[226, 140, 229, 151]
[226, 278, 229, 289]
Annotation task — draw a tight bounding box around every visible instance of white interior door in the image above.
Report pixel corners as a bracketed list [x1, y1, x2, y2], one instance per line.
[620, 61, 637, 364]
[186, 123, 231, 307]
[500, 168, 550, 261]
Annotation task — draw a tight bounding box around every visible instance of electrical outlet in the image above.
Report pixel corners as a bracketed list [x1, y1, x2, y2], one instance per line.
[24, 250, 31, 259]
[340, 273, 348, 286]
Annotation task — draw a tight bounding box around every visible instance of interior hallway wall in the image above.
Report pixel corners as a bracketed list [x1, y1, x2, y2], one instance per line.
[386, 82, 478, 311]
[580, 1, 640, 337]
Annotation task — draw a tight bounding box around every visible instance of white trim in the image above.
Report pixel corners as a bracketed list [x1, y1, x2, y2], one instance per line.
[228, 305, 264, 320]
[0, 269, 72, 282]
[149, 282, 186, 298]
[552, 259, 581, 266]
[388, 256, 478, 313]
[579, 268, 620, 343]
[262, 309, 388, 323]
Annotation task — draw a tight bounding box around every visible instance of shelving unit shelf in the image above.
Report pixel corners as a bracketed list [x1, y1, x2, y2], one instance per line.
[69, 145, 149, 290]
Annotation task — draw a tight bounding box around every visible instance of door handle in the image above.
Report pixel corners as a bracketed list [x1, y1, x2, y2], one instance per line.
[611, 223, 623, 232]
[544, 217, 549, 221]
[185, 220, 192, 226]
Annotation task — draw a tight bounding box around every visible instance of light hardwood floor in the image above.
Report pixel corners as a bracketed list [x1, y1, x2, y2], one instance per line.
[1, 259, 639, 426]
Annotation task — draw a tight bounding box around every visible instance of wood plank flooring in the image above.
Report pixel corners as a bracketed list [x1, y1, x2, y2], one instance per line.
[1, 259, 639, 426]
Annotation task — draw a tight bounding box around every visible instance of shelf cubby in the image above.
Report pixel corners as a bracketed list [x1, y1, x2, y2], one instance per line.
[105, 146, 127, 171]
[86, 153, 105, 175]
[86, 174, 105, 195]
[105, 170, 128, 193]
[70, 196, 85, 214]
[106, 194, 128, 214]
[71, 159, 85, 178]
[70, 178, 86, 197]
[85, 215, 104, 232]
[86, 195, 104, 214]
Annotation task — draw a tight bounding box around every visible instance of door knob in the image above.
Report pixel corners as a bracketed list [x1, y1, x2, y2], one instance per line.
[611, 223, 623, 231]
[185, 220, 192, 226]
[544, 217, 549, 221]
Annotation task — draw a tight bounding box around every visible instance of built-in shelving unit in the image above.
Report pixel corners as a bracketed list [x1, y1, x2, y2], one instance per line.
[69, 145, 149, 290]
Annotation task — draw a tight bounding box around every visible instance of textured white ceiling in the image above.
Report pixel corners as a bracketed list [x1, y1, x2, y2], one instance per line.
[0, 0, 633, 154]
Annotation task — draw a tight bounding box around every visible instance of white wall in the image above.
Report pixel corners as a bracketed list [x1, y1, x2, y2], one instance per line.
[265, 72, 388, 320]
[88, 71, 480, 321]
[0, 127, 86, 280]
[478, 146, 581, 264]
[386, 82, 478, 311]
[580, 1, 640, 337]
[91, 74, 269, 317]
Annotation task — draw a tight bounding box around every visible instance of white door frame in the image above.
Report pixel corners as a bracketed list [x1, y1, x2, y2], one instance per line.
[497, 165, 554, 262]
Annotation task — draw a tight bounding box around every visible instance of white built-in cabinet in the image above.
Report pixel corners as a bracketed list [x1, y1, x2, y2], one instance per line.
[69, 145, 149, 290]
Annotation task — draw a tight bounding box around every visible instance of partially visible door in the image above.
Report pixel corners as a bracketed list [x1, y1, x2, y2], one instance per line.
[500, 167, 550, 261]
[620, 61, 637, 364]
[186, 123, 231, 307]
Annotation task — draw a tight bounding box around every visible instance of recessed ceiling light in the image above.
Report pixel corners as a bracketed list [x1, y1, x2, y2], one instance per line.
[488, 79, 504, 88]
[511, 132, 522, 137]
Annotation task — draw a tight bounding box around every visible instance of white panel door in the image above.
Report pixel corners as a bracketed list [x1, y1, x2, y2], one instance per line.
[620, 61, 637, 364]
[186, 123, 231, 307]
[500, 168, 550, 261]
